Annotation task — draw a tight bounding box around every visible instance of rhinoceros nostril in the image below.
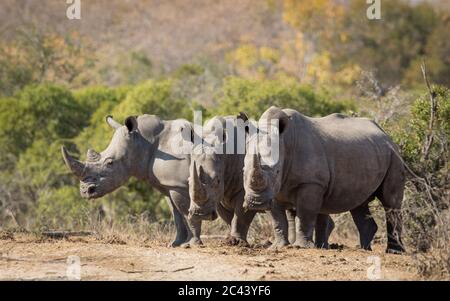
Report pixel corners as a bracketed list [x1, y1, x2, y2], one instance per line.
[88, 186, 96, 195]
[211, 210, 218, 221]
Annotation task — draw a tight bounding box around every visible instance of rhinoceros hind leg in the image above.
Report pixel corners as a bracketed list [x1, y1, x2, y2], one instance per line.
[350, 202, 378, 251]
[384, 209, 405, 254]
[314, 214, 335, 249]
[377, 156, 406, 254]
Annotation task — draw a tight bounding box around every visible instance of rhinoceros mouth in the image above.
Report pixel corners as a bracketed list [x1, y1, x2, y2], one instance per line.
[80, 184, 102, 199]
[243, 194, 273, 211]
[188, 205, 218, 221]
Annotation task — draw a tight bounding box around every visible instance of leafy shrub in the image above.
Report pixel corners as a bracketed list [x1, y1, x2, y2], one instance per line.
[215, 77, 353, 118]
[0, 83, 86, 157]
[390, 85, 449, 278]
[35, 186, 100, 230]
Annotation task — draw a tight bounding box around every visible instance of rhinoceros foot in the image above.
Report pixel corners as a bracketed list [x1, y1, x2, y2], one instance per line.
[223, 236, 249, 247]
[292, 239, 315, 249]
[268, 239, 289, 250]
[181, 237, 204, 248]
[385, 245, 405, 255]
[168, 239, 186, 248]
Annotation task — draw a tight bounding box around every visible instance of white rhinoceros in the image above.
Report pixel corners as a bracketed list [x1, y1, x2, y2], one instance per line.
[62, 114, 208, 247]
[242, 106, 405, 253]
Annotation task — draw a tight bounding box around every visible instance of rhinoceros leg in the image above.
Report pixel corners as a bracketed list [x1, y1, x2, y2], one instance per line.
[377, 157, 405, 254]
[228, 206, 256, 247]
[221, 194, 256, 247]
[350, 202, 378, 250]
[286, 209, 296, 244]
[182, 217, 203, 248]
[166, 196, 189, 247]
[216, 202, 239, 245]
[268, 201, 290, 250]
[217, 202, 233, 225]
[169, 190, 203, 248]
[292, 185, 324, 249]
[314, 214, 335, 249]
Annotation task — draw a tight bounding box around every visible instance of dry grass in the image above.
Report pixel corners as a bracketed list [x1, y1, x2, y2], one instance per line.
[1, 193, 448, 280]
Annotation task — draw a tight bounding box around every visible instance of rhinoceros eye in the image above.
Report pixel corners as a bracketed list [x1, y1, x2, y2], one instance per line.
[105, 158, 113, 167]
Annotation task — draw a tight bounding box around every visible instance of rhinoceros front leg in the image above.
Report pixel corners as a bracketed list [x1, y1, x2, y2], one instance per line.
[293, 185, 324, 249]
[166, 196, 189, 247]
[169, 190, 203, 248]
[217, 202, 233, 226]
[217, 203, 244, 246]
[222, 193, 256, 247]
[218, 197, 256, 247]
[268, 201, 290, 250]
[228, 206, 256, 247]
[182, 216, 203, 248]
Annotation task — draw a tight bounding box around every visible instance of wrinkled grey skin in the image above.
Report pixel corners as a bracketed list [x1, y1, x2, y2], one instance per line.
[243, 106, 405, 253]
[187, 115, 336, 248]
[187, 115, 255, 246]
[62, 114, 206, 247]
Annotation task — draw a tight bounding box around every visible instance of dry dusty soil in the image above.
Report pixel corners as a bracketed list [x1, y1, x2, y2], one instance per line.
[0, 234, 419, 281]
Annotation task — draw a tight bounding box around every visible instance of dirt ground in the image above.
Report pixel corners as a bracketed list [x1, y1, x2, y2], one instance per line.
[0, 233, 421, 281]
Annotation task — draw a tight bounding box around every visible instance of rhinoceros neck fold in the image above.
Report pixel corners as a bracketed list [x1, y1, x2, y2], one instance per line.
[129, 135, 154, 181]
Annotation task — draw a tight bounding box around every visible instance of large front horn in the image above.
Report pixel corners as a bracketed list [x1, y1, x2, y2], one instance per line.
[61, 146, 85, 178]
[249, 153, 267, 191]
[106, 115, 121, 130]
[189, 162, 207, 203]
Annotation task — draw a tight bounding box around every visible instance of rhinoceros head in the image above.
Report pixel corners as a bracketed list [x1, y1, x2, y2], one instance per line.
[186, 117, 229, 221]
[242, 106, 289, 211]
[62, 115, 145, 199]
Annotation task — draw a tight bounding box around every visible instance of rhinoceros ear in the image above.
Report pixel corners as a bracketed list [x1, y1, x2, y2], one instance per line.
[180, 123, 194, 143]
[279, 115, 289, 135]
[237, 112, 249, 123]
[125, 116, 138, 133]
[106, 115, 121, 130]
[237, 112, 251, 134]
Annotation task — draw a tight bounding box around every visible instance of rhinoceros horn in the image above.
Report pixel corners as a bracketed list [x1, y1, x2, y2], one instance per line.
[190, 162, 207, 202]
[61, 146, 85, 178]
[249, 153, 267, 191]
[86, 149, 101, 162]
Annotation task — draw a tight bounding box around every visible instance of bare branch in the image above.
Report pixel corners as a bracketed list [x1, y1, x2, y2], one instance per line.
[421, 60, 438, 160]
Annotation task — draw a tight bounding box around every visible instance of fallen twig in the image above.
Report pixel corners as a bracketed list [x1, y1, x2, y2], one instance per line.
[41, 231, 94, 239]
[171, 266, 194, 273]
[119, 269, 149, 274]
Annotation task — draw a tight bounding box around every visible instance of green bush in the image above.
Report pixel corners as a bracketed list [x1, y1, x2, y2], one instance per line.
[35, 186, 99, 230]
[74, 85, 130, 114]
[389, 85, 449, 276]
[0, 83, 86, 157]
[215, 77, 353, 119]
[393, 85, 449, 177]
